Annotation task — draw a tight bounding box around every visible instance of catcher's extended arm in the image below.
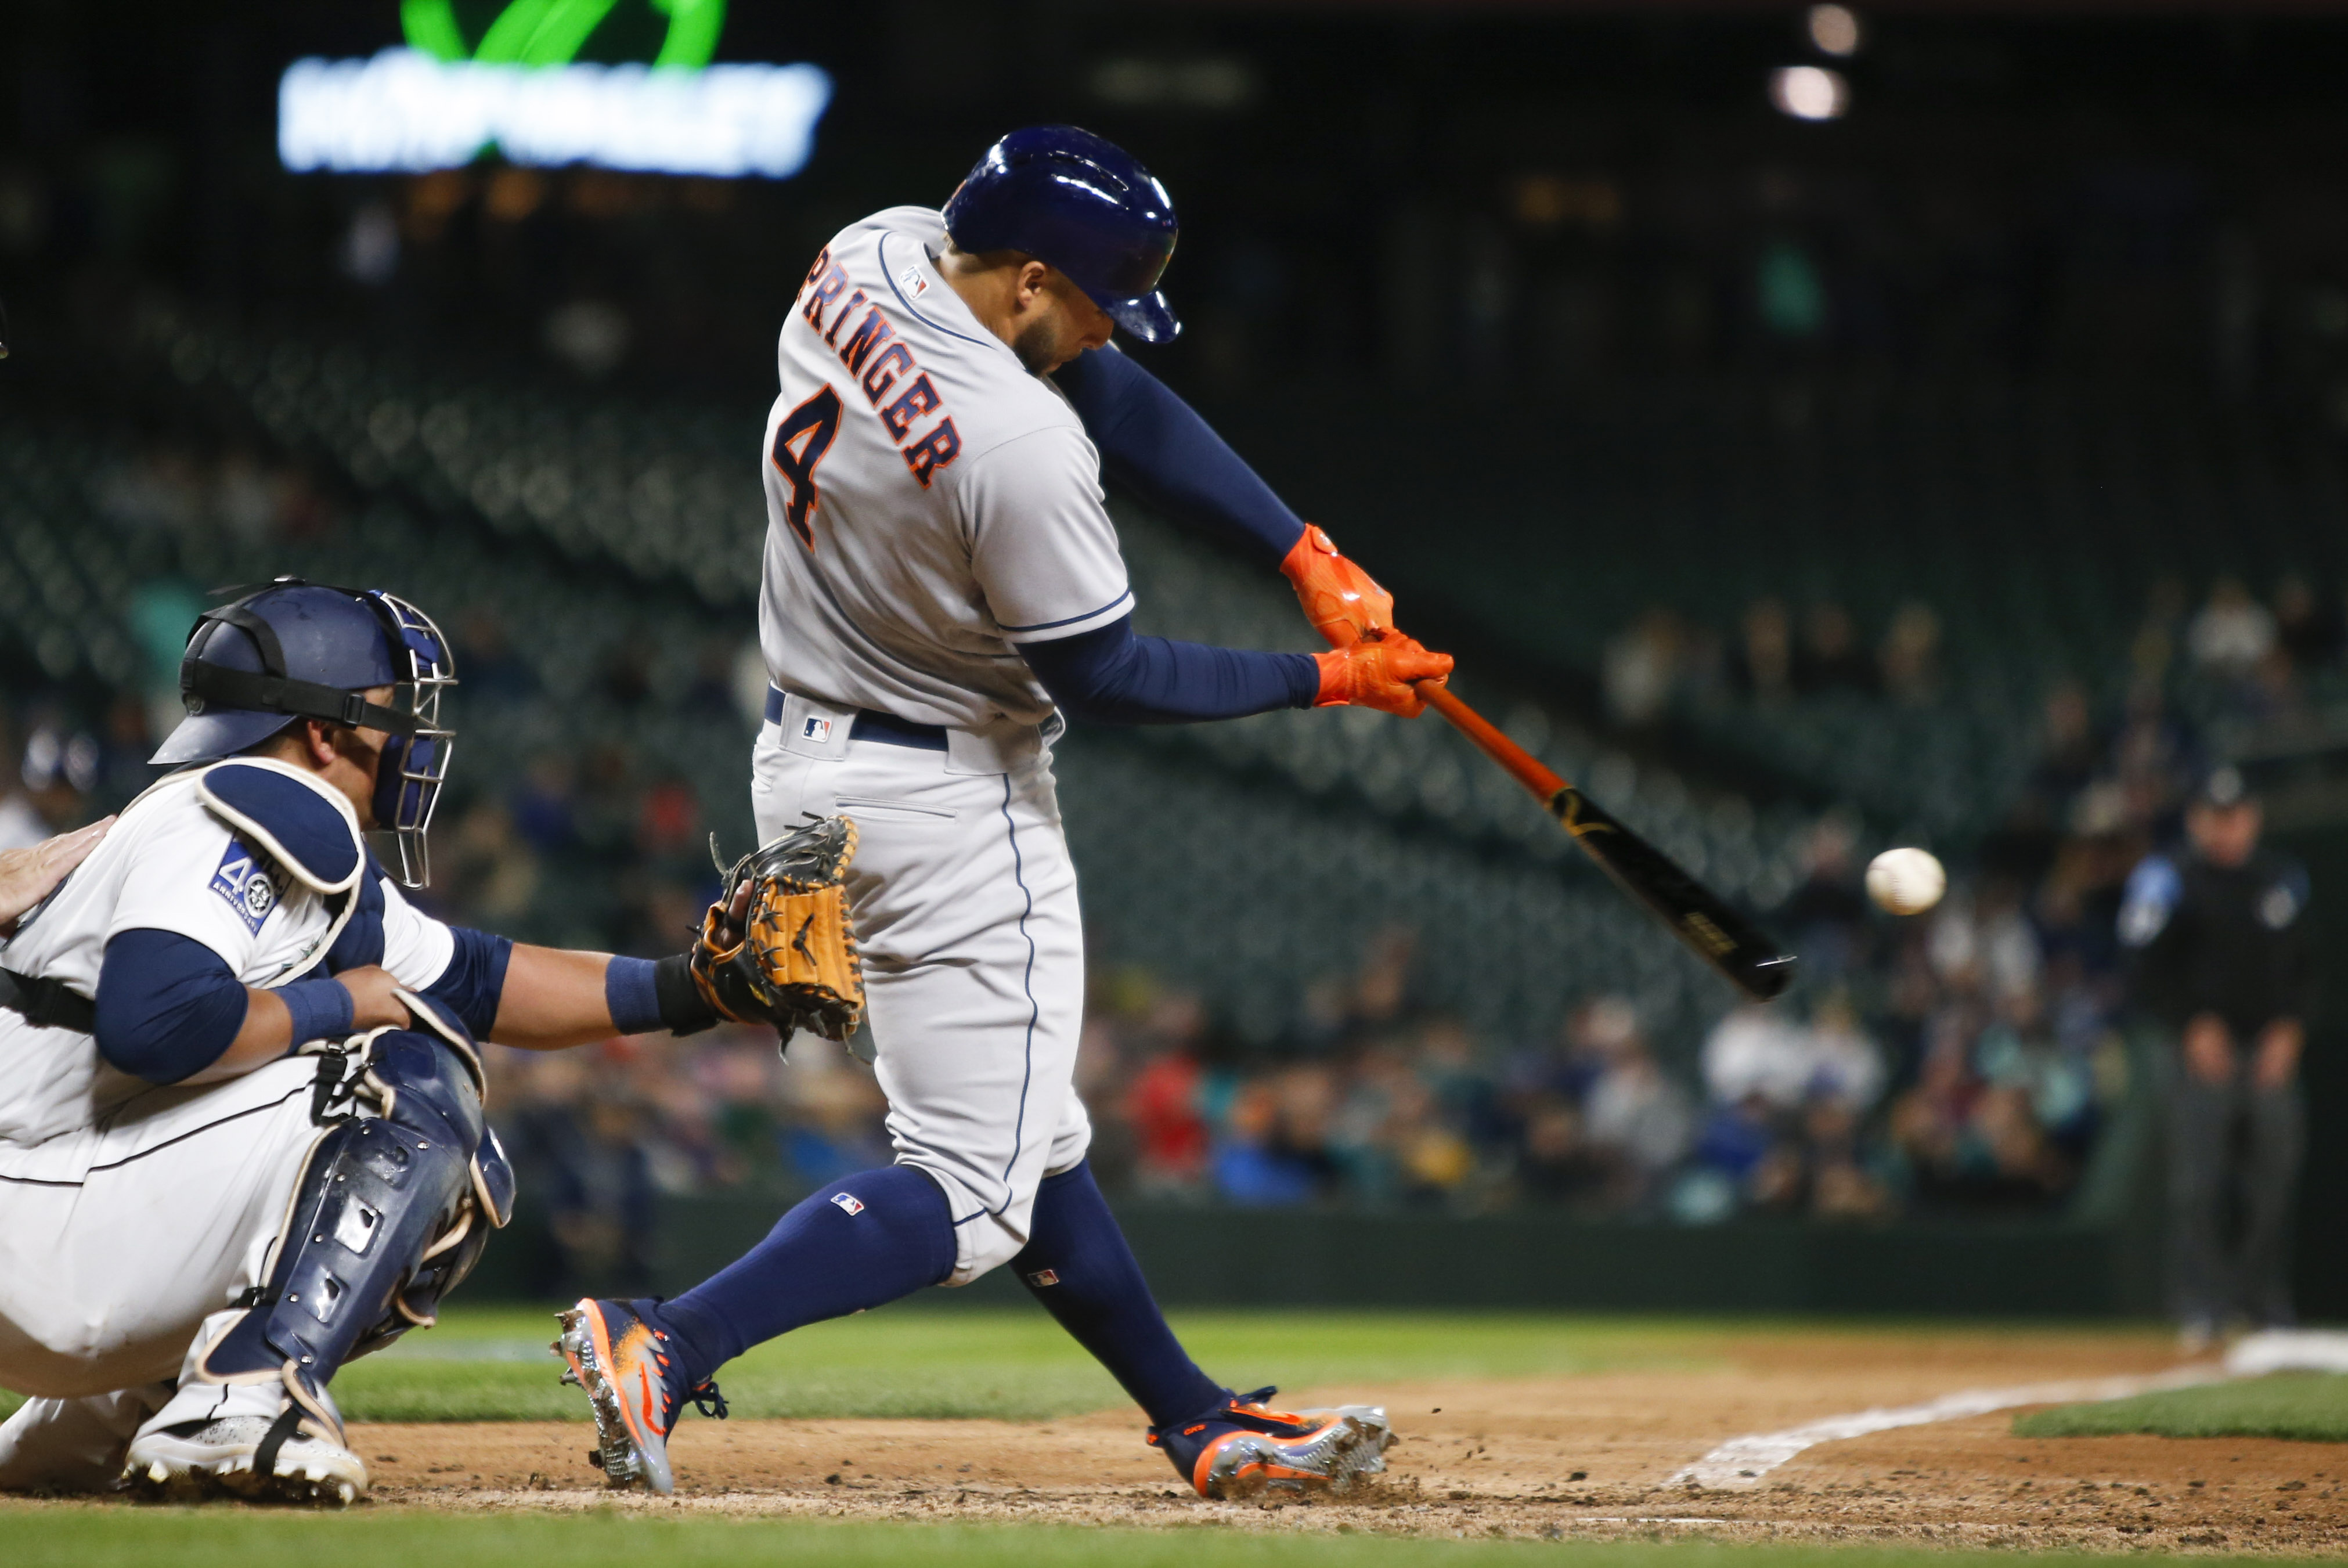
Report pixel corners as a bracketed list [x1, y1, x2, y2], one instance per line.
[690, 814, 868, 1043]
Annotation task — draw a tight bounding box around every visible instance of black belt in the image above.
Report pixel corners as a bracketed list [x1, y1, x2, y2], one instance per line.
[850, 710, 948, 751]
[764, 687, 948, 752]
[0, 968, 96, 1034]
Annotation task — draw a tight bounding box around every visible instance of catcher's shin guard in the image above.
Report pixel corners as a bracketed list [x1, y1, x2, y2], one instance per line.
[196, 1004, 511, 1437]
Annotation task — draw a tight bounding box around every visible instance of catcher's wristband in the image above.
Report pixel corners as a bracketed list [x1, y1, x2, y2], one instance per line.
[653, 953, 722, 1037]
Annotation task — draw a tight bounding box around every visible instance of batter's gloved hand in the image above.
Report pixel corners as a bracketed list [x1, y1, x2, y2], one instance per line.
[1281, 525, 1394, 648]
[690, 815, 867, 1045]
[1312, 635, 1453, 717]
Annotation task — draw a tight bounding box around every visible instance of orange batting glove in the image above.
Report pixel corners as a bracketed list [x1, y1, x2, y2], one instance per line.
[1312, 635, 1453, 717]
[1281, 524, 1394, 648]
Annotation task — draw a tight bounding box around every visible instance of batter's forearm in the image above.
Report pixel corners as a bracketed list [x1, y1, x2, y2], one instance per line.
[1023, 614, 1317, 724]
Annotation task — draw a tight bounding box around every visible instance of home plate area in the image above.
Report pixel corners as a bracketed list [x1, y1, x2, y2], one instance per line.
[323, 1326, 2348, 1550]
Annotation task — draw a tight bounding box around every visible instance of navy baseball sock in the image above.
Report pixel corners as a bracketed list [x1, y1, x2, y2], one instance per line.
[1011, 1160, 1226, 1428]
[654, 1165, 955, 1385]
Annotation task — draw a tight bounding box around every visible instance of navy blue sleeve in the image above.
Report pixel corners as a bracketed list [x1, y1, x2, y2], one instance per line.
[95, 931, 357, 1083]
[1054, 347, 1307, 564]
[95, 930, 252, 1084]
[1023, 614, 1319, 726]
[425, 927, 515, 1041]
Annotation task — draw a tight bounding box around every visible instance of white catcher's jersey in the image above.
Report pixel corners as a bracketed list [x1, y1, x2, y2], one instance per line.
[758, 206, 1133, 732]
[0, 759, 455, 1162]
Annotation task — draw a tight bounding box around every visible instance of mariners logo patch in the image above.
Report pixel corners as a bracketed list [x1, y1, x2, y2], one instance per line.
[211, 838, 284, 934]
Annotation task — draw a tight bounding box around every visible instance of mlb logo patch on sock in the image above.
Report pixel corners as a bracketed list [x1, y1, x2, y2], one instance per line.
[1024, 1268, 1060, 1288]
[830, 1192, 865, 1216]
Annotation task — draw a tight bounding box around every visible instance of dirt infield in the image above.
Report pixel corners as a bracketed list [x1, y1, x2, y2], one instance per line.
[334, 1328, 2348, 1552]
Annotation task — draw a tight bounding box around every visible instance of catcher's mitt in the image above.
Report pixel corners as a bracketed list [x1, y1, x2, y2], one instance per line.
[690, 814, 866, 1043]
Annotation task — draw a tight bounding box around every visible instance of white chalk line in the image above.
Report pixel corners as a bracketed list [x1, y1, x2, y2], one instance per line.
[1664, 1362, 2230, 1490]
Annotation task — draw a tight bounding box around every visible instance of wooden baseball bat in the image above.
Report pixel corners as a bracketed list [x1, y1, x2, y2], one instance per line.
[1416, 682, 1797, 1001]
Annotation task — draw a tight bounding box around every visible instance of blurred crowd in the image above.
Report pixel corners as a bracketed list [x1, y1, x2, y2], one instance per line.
[2161, 571, 2347, 735]
[1073, 875, 2111, 1227]
[1603, 595, 1947, 725]
[1603, 571, 2348, 734]
[92, 439, 341, 550]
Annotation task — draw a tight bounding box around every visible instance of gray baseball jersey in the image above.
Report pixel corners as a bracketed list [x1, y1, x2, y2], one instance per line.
[757, 205, 1132, 731]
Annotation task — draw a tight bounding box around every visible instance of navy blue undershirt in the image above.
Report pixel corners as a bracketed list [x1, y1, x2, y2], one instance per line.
[1023, 614, 1317, 726]
[1055, 345, 1307, 565]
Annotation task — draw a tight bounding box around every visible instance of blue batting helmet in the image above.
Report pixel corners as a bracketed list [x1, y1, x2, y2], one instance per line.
[943, 125, 1181, 344]
[154, 579, 457, 887]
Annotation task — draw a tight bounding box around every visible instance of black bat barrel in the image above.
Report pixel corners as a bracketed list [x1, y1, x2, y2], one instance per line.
[1548, 787, 1798, 1002]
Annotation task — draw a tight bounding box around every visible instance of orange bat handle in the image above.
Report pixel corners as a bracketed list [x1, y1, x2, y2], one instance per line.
[1415, 682, 1567, 803]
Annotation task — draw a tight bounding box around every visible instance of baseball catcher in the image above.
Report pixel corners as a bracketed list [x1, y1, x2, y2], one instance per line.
[0, 580, 751, 1502]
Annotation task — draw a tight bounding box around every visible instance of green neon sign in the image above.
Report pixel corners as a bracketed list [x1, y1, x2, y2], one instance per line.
[400, 0, 726, 69]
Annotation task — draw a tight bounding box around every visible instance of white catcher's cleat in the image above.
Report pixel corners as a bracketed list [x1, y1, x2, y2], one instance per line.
[122, 1415, 368, 1505]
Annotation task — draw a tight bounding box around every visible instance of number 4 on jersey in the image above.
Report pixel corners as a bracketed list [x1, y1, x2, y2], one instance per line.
[771, 385, 843, 549]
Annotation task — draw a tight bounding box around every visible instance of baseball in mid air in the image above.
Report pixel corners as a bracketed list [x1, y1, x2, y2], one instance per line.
[1866, 847, 1947, 915]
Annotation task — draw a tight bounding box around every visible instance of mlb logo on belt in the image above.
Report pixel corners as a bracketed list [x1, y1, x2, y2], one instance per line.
[802, 716, 832, 742]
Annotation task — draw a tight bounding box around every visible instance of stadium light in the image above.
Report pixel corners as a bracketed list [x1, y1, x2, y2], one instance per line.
[1769, 65, 1849, 122]
[1808, 4, 1863, 58]
[278, 49, 832, 178]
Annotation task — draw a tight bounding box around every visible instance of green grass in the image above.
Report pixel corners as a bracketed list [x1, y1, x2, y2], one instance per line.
[6, 1511, 2325, 1568]
[3, 1309, 2164, 1427]
[334, 1304, 1723, 1423]
[2013, 1371, 2348, 1443]
[0, 1306, 1721, 1426]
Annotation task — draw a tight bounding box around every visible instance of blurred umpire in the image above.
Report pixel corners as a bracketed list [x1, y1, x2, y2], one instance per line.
[2119, 766, 2314, 1347]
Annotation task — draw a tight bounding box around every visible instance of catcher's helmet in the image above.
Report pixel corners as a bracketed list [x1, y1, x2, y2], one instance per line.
[943, 125, 1181, 344]
[153, 579, 457, 887]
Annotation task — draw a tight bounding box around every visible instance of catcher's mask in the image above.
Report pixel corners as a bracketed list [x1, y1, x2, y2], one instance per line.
[152, 578, 457, 888]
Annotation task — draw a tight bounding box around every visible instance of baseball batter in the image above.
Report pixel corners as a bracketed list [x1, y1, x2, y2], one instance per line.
[560, 126, 1453, 1499]
[0, 582, 760, 1502]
